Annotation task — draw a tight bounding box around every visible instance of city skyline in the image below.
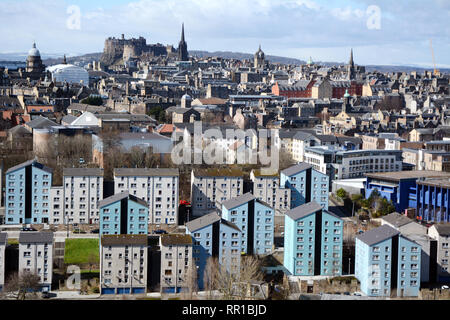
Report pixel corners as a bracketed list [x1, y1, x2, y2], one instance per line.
[0, 0, 449, 68]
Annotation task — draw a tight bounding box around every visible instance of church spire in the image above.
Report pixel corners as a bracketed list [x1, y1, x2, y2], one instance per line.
[181, 23, 185, 43]
[63, 54, 67, 64]
[349, 48, 354, 67]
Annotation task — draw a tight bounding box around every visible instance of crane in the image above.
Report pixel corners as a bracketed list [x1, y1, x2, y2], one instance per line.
[429, 39, 439, 76]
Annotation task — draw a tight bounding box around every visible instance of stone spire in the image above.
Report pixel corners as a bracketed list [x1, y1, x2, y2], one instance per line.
[349, 48, 354, 67]
[63, 54, 67, 64]
[178, 23, 189, 61]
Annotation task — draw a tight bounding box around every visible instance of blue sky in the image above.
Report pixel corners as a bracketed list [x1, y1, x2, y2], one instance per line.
[0, 0, 449, 67]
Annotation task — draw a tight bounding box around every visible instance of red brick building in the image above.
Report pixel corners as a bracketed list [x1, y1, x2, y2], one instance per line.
[272, 80, 316, 98]
[331, 81, 362, 98]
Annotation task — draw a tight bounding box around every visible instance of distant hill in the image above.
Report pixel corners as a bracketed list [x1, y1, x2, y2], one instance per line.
[2, 50, 448, 74]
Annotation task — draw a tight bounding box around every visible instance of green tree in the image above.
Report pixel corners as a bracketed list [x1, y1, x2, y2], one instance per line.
[336, 188, 348, 200]
[148, 106, 166, 123]
[81, 96, 103, 106]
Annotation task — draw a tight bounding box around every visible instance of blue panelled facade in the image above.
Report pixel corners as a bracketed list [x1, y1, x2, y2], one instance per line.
[221, 193, 274, 255]
[280, 164, 329, 210]
[283, 201, 343, 276]
[355, 225, 421, 297]
[186, 212, 242, 290]
[99, 193, 149, 236]
[416, 179, 450, 223]
[5, 160, 53, 224]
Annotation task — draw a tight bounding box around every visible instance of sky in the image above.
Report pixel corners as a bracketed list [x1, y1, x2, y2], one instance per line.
[0, 0, 449, 67]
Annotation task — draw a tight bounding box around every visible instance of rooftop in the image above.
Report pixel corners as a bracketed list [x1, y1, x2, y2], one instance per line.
[281, 163, 312, 177]
[101, 234, 148, 246]
[432, 224, 450, 236]
[366, 171, 450, 182]
[98, 191, 148, 208]
[19, 231, 53, 244]
[186, 211, 221, 232]
[192, 168, 244, 177]
[114, 168, 179, 177]
[222, 192, 255, 210]
[160, 234, 193, 246]
[7, 159, 53, 175]
[381, 212, 414, 228]
[285, 201, 323, 221]
[63, 168, 104, 177]
[356, 225, 400, 246]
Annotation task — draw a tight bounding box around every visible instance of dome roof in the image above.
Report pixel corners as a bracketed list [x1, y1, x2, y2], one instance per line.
[28, 43, 41, 57]
[255, 45, 264, 59]
[182, 94, 192, 100]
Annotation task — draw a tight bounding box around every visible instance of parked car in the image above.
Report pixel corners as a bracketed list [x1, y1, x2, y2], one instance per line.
[352, 292, 362, 296]
[21, 227, 37, 232]
[41, 288, 50, 299]
[442, 285, 449, 290]
[154, 229, 167, 234]
[343, 292, 351, 296]
[91, 229, 99, 234]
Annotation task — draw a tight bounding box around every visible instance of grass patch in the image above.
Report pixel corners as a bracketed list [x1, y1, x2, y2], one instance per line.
[64, 239, 99, 265]
[8, 239, 19, 245]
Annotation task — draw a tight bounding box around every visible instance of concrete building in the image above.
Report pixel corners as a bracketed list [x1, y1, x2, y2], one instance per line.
[114, 168, 179, 225]
[355, 225, 421, 297]
[100, 234, 148, 294]
[18, 232, 54, 291]
[381, 213, 436, 283]
[186, 212, 242, 290]
[191, 168, 244, 217]
[250, 169, 290, 213]
[280, 163, 329, 210]
[428, 224, 450, 283]
[283, 201, 343, 276]
[99, 192, 149, 236]
[222, 193, 274, 255]
[0, 233, 7, 292]
[5, 160, 53, 224]
[159, 234, 193, 293]
[63, 168, 104, 225]
[49, 186, 64, 224]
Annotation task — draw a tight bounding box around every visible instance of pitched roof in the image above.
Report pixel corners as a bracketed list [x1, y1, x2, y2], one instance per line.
[101, 234, 148, 246]
[19, 231, 53, 244]
[0, 232, 7, 244]
[356, 225, 400, 246]
[281, 163, 312, 177]
[186, 211, 221, 232]
[285, 201, 323, 221]
[26, 116, 58, 129]
[221, 218, 242, 232]
[63, 168, 104, 177]
[192, 168, 244, 177]
[114, 168, 179, 177]
[432, 224, 450, 236]
[6, 159, 53, 174]
[381, 212, 414, 228]
[160, 234, 193, 246]
[61, 114, 77, 124]
[98, 191, 148, 208]
[222, 192, 255, 210]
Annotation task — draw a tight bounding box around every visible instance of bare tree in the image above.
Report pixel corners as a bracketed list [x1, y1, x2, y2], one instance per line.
[203, 257, 220, 300]
[4, 271, 42, 300]
[181, 260, 198, 300]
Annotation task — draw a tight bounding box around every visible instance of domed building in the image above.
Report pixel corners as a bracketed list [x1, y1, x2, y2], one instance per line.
[254, 45, 265, 69]
[25, 43, 46, 80]
[181, 93, 192, 108]
[46, 63, 89, 85]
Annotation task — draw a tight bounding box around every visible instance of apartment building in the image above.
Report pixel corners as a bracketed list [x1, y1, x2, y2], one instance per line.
[250, 169, 290, 213]
[18, 232, 54, 291]
[355, 225, 421, 297]
[114, 168, 179, 225]
[333, 150, 403, 180]
[186, 211, 242, 289]
[284, 201, 343, 276]
[49, 186, 64, 224]
[0, 233, 7, 292]
[222, 193, 274, 255]
[63, 168, 104, 224]
[280, 163, 329, 210]
[99, 192, 149, 236]
[5, 160, 53, 224]
[191, 168, 244, 217]
[100, 234, 148, 295]
[159, 234, 193, 293]
[416, 178, 450, 223]
[428, 224, 450, 283]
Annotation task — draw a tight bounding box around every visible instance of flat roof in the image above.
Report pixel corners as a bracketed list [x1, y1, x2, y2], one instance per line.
[366, 171, 450, 182]
[417, 178, 450, 189]
[63, 168, 104, 177]
[192, 168, 243, 177]
[114, 168, 179, 177]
